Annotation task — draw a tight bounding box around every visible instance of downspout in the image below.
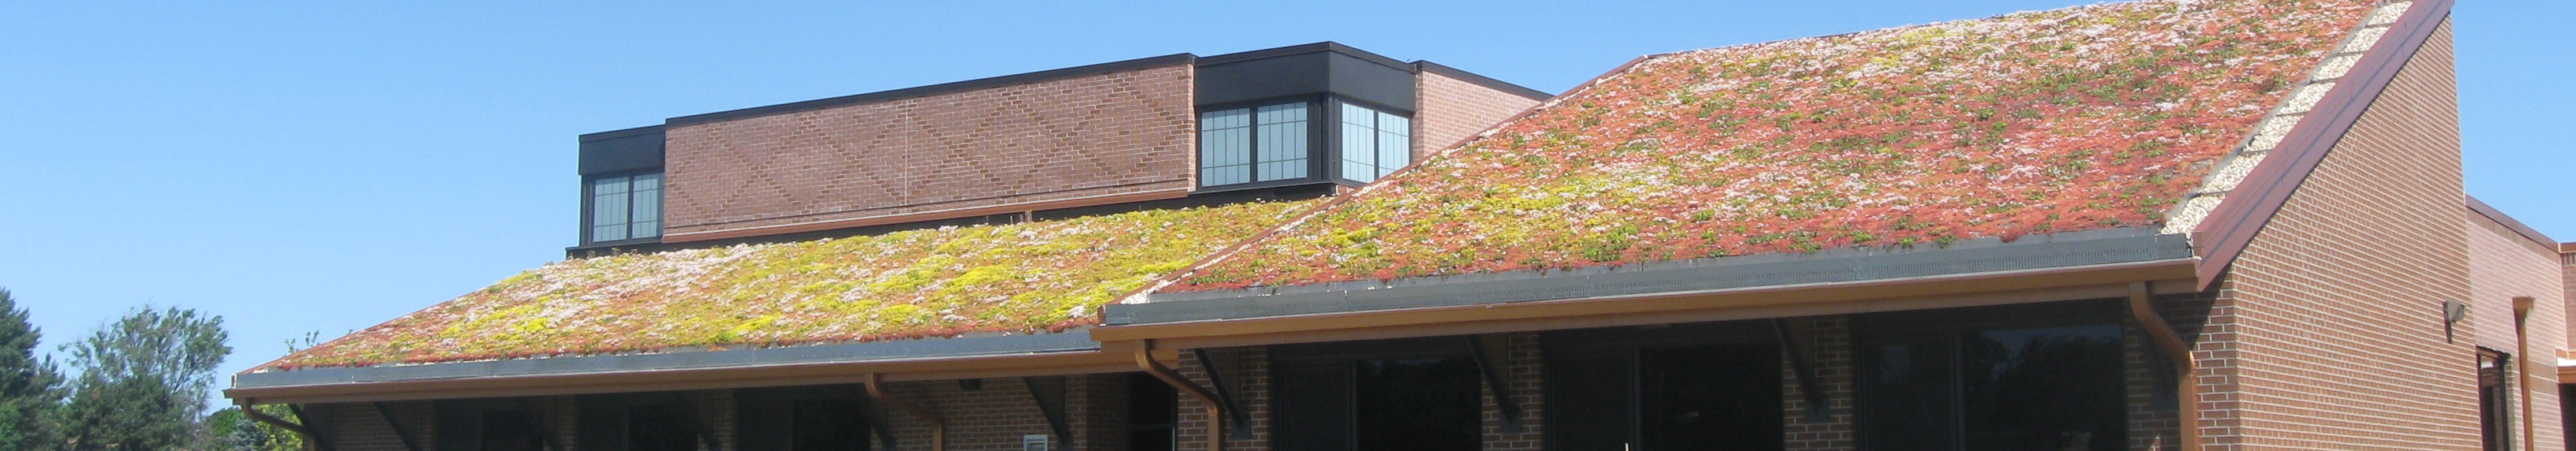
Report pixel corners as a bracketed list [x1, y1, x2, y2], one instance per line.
[2127, 282, 2198, 450]
[236, 401, 325, 451]
[1135, 340, 1226, 451]
[863, 373, 948, 451]
[2514, 296, 2535, 451]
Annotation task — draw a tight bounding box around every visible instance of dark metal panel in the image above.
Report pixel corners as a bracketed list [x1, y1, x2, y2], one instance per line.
[1413, 61, 1554, 101]
[1325, 53, 1416, 112]
[1195, 52, 1331, 106]
[578, 126, 665, 176]
[234, 332, 1100, 389]
[1112, 229, 2190, 324]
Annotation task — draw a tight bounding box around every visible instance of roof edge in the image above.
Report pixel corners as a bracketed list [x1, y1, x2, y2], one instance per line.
[1411, 60, 1554, 101]
[2469, 196, 2558, 248]
[235, 331, 1097, 390]
[578, 124, 665, 141]
[1114, 227, 2188, 324]
[2190, 0, 2454, 289]
[665, 53, 1196, 126]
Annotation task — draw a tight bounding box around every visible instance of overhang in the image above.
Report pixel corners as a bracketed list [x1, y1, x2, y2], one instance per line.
[227, 332, 1164, 404]
[1101, 228, 2200, 348]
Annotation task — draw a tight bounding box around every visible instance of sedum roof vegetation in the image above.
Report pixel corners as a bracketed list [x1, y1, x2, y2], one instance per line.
[270, 200, 1313, 369]
[1162, 0, 2385, 292]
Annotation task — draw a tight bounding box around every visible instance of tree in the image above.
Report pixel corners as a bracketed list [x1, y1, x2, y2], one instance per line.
[208, 405, 304, 451]
[1, 289, 68, 450]
[58, 306, 231, 451]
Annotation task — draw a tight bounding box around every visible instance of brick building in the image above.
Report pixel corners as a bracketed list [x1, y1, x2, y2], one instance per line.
[227, 1, 2574, 450]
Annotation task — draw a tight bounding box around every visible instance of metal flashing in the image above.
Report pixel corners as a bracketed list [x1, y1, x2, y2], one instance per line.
[234, 332, 1099, 389]
[1114, 228, 2189, 324]
[2469, 196, 2557, 248]
[664, 54, 1196, 126]
[1196, 42, 1415, 73]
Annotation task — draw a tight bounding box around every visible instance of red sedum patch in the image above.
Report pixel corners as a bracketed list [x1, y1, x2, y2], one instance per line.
[1165, 0, 2378, 292]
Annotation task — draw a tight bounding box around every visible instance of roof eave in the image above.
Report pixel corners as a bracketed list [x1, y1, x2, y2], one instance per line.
[1102, 228, 2199, 348]
[228, 332, 1142, 404]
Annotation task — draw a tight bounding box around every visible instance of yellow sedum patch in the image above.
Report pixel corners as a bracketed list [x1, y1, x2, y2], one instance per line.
[272, 199, 1314, 368]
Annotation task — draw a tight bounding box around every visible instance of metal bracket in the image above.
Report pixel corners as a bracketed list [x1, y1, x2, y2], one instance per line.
[1190, 348, 1254, 440]
[372, 402, 424, 451]
[1772, 319, 1832, 423]
[1464, 335, 1526, 433]
[1022, 376, 1076, 445]
[286, 404, 341, 451]
[850, 386, 902, 451]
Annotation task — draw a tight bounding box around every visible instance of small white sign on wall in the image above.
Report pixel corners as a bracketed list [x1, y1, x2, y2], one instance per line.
[1023, 434, 1050, 451]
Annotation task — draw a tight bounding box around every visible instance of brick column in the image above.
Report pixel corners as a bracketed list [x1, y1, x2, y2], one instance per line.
[1784, 315, 1855, 451]
[1174, 346, 1269, 451]
[1482, 333, 1544, 451]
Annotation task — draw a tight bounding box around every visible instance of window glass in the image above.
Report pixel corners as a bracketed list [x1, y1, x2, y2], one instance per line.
[1199, 108, 1253, 187]
[1255, 103, 1309, 181]
[1353, 358, 1480, 451]
[1638, 345, 1783, 451]
[628, 173, 662, 240]
[627, 405, 698, 451]
[792, 399, 869, 451]
[1129, 375, 1178, 451]
[1858, 323, 2124, 451]
[479, 411, 546, 451]
[1337, 103, 1412, 182]
[590, 176, 631, 242]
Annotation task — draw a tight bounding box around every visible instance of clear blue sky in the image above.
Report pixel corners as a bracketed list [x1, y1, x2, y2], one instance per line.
[1, 0, 2567, 399]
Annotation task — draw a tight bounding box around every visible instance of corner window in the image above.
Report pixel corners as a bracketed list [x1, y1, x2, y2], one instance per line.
[586, 172, 662, 244]
[1199, 102, 1311, 187]
[1337, 103, 1411, 182]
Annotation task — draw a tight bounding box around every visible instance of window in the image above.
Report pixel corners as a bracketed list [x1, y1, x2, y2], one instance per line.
[1272, 338, 1484, 451]
[1859, 322, 2126, 451]
[738, 386, 875, 451]
[586, 172, 663, 244]
[627, 405, 698, 451]
[1542, 323, 1783, 451]
[435, 402, 549, 451]
[1338, 103, 1411, 182]
[1199, 102, 1310, 187]
[578, 394, 706, 451]
[2481, 348, 2513, 451]
[1129, 374, 1178, 451]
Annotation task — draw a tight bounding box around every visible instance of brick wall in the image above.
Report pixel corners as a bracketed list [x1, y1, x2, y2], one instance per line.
[874, 378, 1076, 451]
[2196, 20, 2495, 450]
[661, 64, 1199, 239]
[1783, 315, 1855, 451]
[306, 401, 434, 451]
[1480, 333, 1544, 451]
[1413, 71, 1544, 155]
[2563, 248, 2574, 352]
[1174, 346, 1269, 451]
[2468, 210, 2569, 450]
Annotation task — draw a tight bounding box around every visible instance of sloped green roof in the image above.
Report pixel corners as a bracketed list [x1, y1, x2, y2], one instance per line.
[271, 200, 1312, 368]
[1162, 0, 2386, 292]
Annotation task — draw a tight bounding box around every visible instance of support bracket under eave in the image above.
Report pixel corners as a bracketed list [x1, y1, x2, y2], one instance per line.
[239, 401, 331, 451]
[286, 404, 341, 451]
[867, 373, 949, 451]
[1464, 335, 1527, 433]
[849, 386, 902, 451]
[1190, 348, 1254, 439]
[1022, 375, 1077, 445]
[372, 402, 425, 451]
[1771, 319, 1833, 423]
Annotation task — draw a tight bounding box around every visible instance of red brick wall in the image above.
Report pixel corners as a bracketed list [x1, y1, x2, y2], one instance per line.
[874, 378, 1078, 451]
[2565, 248, 2575, 352]
[2196, 20, 2491, 450]
[1174, 346, 1269, 451]
[1413, 71, 1543, 156]
[1480, 333, 1543, 451]
[1782, 316, 1855, 451]
[2467, 211, 2568, 449]
[661, 64, 1198, 239]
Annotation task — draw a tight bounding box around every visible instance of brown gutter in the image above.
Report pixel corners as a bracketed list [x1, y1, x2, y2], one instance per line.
[864, 372, 948, 451]
[2514, 296, 2535, 451]
[1135, 340, 1226, 451]
[237, 400, 324, 451]
[2126, 282, 2197, 450]
[2191, 0, 2454, 289]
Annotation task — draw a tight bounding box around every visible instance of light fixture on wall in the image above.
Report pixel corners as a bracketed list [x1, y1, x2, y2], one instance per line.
[2443, 300, 2469, 342]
